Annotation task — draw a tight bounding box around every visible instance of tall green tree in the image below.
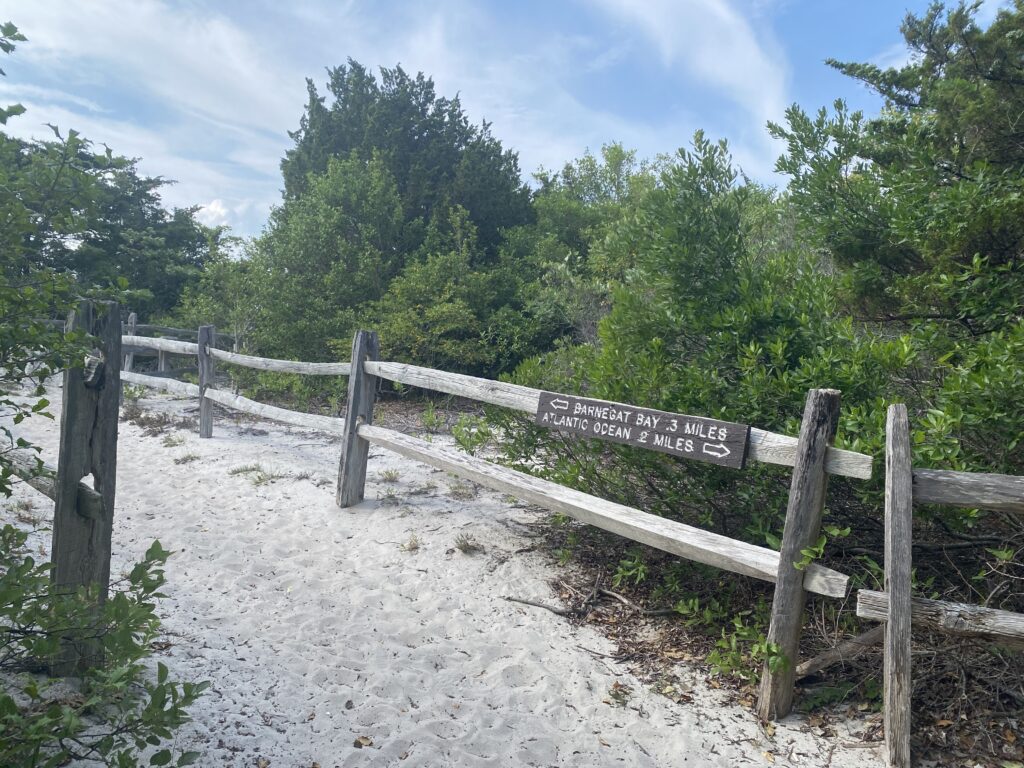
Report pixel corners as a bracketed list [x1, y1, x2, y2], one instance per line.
[250, 151, 407, 361]
[282, 60, 532, 256]
[772, 1, 1024, 334]
[771, 0, 1024, 473]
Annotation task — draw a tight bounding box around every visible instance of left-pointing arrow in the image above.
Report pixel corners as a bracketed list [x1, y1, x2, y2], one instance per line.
[551, 398, 570, 411]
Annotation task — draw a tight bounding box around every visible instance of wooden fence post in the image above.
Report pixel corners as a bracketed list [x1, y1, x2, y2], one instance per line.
[884, 404, 913, 768]
[757, 388, 841, 720]
[198, 325, 215, 438]
[337, 330, 379, 507]
[122, 311, 136, 372]
[51, 300, 121, 674]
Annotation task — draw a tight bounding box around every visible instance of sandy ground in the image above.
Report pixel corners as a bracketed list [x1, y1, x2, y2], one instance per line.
[3, 384, 885, 767]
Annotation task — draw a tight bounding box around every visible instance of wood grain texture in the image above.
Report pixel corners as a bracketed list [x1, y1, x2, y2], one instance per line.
[913, 468, 1024, 514]
[358, 423, 848, 597]
[363, 361, 871, 479]
[121, 370, 200, 397]
[51, 301, 121, 673]
[203, 388, 346, 435]
[857, 590, 1024, 643]
[337, 331, 379, 507]
[7, 447, 104, 518]
[121, 334, 199, 356]
[749, 428, 872, 480]
[208, 347, 351, 376]
[365, 360, 540, 412]
[157, 349, 169, 372]
[758, 389, 841, 721]
[884, 404, 913, 768]
[198, 325, 215, 438]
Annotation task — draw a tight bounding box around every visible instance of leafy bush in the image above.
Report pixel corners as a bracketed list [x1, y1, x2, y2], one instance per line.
[0, 530, 208, 767]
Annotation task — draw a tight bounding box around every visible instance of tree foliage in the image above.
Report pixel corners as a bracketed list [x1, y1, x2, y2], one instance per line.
[1, 23, 206, 766]
[492, 9, 1024, 745]
[242, 62, 545, 375]
[281, 60, 532, 255]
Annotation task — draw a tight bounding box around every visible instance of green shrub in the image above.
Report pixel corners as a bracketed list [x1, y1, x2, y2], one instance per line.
[0, 529, 207, 767]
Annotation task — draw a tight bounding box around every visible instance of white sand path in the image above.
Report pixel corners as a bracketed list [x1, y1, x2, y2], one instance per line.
[5, 387, 884, 767]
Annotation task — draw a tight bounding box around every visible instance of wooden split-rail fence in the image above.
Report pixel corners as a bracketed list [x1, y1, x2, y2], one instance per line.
[14, 312, 1024, 766]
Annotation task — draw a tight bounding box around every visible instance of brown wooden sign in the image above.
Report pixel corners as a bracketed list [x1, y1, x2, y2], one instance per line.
[535, 392, 750, 469]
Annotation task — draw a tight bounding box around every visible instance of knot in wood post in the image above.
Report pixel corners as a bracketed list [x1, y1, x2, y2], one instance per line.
[83, 349, 105, 390]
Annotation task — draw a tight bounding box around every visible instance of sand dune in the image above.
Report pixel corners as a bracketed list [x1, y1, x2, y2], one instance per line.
[6, 387, 883, 767]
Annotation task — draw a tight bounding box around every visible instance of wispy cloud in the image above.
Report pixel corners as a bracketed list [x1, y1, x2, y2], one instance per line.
[0, 0, 793, 234]
[583, 0, 790, 129]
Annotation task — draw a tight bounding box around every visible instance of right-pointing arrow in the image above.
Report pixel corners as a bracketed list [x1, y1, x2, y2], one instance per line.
[702, 442, 730, 459]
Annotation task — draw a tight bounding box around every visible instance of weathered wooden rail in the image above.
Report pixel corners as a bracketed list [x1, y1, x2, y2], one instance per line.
[7, 447, 105, 520]
[362, 361, 873, 479]
[358, 423, 848, 597]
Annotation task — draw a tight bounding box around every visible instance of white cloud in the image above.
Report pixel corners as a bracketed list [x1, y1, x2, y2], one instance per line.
[0, 0, 792, 237]
[0, 82, 104, 113]
[583, 0, 790, 129]
[5, 1, 302, 136]
[977, 0, 1012, 26]
[871, 41, 912, 71]
[196, 199, 229, 228]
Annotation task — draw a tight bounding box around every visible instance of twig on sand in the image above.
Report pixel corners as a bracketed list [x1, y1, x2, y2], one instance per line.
[507, 575, 606, 618]
[598, 588, 678, 617]
[503, 596, 580, 617]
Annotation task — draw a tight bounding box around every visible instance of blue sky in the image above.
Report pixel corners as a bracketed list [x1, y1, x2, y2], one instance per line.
[0, 0, 1010, 237]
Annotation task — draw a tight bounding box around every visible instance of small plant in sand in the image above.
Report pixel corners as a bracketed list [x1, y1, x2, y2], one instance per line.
[452, 414, 492, 456]
[174, 452, 200, 465]
[420, 401, 443, 432]
[612, 550, 648, 587]
[401, 534, 420, 552]
[161, 434, 185, 448]
[227, 463, 284, 486]
[120, 385, 145, 420]
[605, 680, 633, 707]
[454, 533, 484, 555]
[251, 467, 286, 486]
[407, 481, 437, 496]
[228, 463, 262, 476]
[126, 408, 195, 437]
[6, 499, 41, 527]
[377, 487, 402, 506]
[377, 468, 401, 483]
[555, 533, 579, 566]
[447, 480, 477, 501]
